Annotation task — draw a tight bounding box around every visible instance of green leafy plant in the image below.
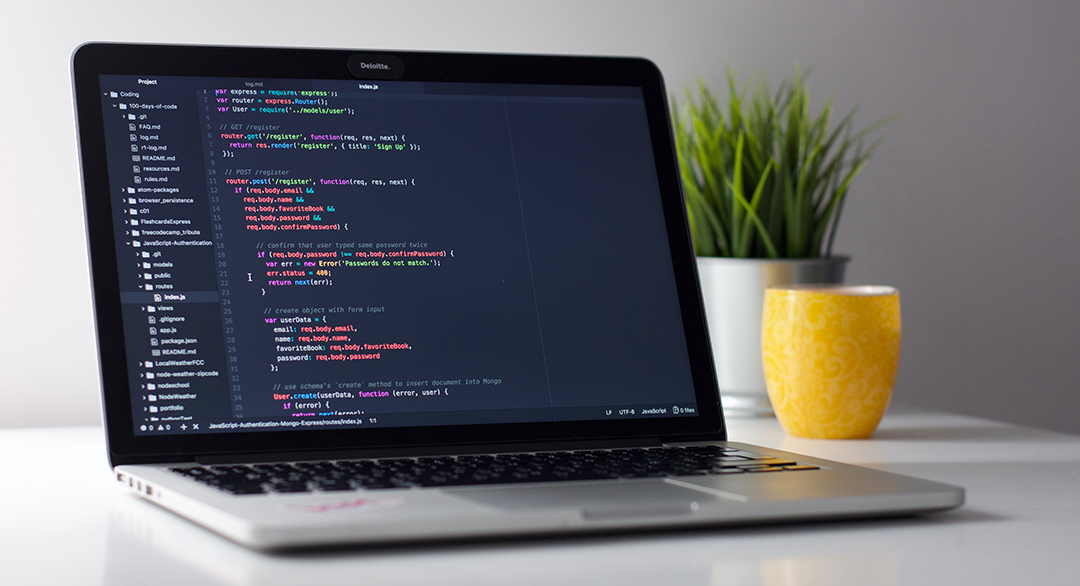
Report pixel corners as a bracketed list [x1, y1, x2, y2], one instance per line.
[673, 69, 898, 258]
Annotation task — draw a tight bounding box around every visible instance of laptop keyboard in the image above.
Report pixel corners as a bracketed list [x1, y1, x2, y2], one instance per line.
[170, 445, 820, 495]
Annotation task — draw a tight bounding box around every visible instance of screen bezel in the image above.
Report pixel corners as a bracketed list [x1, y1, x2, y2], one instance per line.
[72, 43, 726, 466]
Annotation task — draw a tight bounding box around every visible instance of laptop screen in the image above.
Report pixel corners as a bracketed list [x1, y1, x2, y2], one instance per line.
[75, 45, 724, 461]
[95, 73, 700, 438]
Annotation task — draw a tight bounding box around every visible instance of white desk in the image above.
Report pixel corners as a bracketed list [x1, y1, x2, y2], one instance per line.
[3, 408, 1079, 585]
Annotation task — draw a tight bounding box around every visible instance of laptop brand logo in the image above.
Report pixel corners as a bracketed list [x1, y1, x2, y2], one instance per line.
[347, 54, 404, 80]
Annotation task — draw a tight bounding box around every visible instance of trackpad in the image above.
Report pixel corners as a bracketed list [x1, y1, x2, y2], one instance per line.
[449, 480, 708, 518]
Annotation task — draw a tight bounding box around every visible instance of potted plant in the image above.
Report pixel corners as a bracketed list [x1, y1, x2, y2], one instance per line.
[673, 68, 896, 416]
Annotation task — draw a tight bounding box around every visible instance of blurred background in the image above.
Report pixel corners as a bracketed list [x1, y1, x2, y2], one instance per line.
[1, 0, 1078, 433]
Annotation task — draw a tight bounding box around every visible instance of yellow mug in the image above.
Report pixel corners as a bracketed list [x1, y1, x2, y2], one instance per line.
[762, 285, 901, 439]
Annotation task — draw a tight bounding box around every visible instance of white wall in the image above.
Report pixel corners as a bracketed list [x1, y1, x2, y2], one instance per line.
[2, 0, 1078, 433]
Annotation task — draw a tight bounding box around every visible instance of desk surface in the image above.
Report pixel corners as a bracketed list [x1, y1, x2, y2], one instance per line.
[3, 408, 1079, 585]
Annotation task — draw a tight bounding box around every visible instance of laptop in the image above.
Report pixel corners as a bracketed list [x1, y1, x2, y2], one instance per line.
[72, 42, 963, 550]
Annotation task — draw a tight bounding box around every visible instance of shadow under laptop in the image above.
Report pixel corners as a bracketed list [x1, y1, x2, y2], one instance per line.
[103, 492, 998, 586]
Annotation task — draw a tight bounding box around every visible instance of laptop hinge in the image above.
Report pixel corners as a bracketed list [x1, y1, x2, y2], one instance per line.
[192, 437, 672, 465]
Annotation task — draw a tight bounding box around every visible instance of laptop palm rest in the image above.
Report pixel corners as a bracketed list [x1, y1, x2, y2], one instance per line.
[448, 479, 745, 518]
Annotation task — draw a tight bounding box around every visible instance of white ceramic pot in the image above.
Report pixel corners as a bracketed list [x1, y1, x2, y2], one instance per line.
[696, 256, 849, 417]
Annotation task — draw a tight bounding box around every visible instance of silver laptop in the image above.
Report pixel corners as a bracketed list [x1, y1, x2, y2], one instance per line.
[72, 42, 962, 550]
